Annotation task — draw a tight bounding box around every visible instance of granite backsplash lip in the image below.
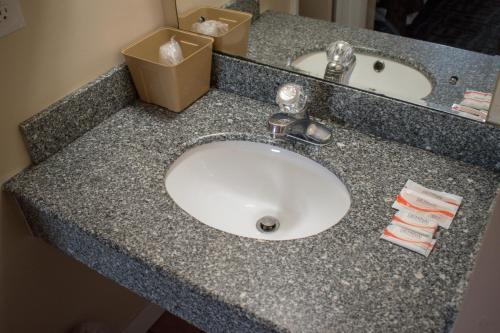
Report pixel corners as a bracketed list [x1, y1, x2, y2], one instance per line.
[5, 89, 500, 333]
[246, 11, 500, 112]
[20, 64, 137, 165]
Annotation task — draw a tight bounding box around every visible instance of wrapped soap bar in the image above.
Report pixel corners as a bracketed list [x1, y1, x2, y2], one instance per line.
[404, 179, 463, 207]
[392, 210, 438, 238]
[381, 224, 436, 257]
[393, 188, 458, 229]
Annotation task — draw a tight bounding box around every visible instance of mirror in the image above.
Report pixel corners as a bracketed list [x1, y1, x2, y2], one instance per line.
[175, 0, 500, 123]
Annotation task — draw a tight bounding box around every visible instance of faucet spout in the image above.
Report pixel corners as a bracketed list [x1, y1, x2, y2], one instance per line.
[324, 57, 356, 84]
[324, 41, 356, 84]
[268, 113, 332, 145]
[268, 83, 333, 146]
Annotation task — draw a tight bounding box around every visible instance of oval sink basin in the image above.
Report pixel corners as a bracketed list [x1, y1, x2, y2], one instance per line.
[165, 141, 351, 240]
[292, 51, 432, 104]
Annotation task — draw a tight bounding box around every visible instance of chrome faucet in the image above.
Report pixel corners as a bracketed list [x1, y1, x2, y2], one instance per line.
[268, 83, 332, 146]
[324, 41, 356, 84]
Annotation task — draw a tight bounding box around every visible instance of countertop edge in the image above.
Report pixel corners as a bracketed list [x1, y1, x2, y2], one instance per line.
[9, 189, 287, 333]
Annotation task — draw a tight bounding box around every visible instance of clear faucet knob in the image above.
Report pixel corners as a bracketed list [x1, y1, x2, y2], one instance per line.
[326, 41, 354, 66]
[275, 83, 307, 115]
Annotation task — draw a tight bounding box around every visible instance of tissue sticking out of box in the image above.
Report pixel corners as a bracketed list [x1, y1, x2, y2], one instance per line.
[159, 36, 184, 66]
[192, 20, 229, 37]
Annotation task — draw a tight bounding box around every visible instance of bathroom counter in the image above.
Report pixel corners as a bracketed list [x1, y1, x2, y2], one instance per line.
[247, 11, 500, 111]
[5, 89, 500, 333]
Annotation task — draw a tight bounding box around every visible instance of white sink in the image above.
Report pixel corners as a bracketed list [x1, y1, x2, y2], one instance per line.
[165, 141, 351, 240]
[292, 51, 432, 104]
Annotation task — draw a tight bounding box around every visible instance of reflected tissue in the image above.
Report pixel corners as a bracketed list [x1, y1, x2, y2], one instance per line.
[192, 19, 229, 37]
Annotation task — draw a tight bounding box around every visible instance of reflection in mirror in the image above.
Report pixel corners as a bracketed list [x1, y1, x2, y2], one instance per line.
[175, 1, 257, 57]
[178, 7, 252, 57]
[176, 0, 500, 123]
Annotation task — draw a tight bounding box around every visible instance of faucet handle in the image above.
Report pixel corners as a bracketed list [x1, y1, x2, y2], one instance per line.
[275, 83, 308, 116]
[326, 41, 354, 66]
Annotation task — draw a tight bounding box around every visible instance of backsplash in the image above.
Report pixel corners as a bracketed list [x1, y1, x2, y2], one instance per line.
[212, 53, 500, 171]
[20, 64, 137, 164]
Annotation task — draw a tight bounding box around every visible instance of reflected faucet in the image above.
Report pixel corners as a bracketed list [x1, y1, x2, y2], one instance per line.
[324, 41, 356, 84]
[267, 83, 333, 146]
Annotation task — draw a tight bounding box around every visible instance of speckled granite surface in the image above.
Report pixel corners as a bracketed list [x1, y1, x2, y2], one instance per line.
[245, 11, 500, 112]
[224, 0, 259, 22]
[20, 64, 137, 164]
[5, 89, 500, 333]
[213, 53, 500, 171]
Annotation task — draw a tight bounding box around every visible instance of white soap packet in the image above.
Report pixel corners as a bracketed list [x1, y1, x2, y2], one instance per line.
[392, 210, 438, 238]
[159, 36, 184, 66]
[451, 104, 487, 120]
[404, 179, 463, 207]
[392, 188, 458, 229]
[464, 90, 493, 102]
[461, 98, 491, 111]
[192, 20, 229, 37]
[381, 224, 436, 257]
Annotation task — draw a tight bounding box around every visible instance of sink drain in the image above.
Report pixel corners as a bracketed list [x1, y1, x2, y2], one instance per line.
[373, 60, 385, 72]
[256, 216, 280, 233]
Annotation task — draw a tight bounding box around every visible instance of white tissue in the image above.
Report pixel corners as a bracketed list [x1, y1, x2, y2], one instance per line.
[192, 20, 229, 37]
[159, 36, 184, 66]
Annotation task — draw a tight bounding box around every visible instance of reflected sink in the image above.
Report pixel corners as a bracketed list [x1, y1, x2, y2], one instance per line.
[165, 141, 351, 240]
[292, 51, 432, 103]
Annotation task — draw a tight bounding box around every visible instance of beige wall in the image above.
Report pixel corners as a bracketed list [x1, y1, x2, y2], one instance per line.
[299, 0, 334, 21]
[176, 0, 299, 20]
[176, 0, 230, 16]
[260, 0, 298, 14]
[334, 0, 376, 29]
[0, 0, 167, 332]
[453, 193, 500, 332]
[0, 0, 165, 182]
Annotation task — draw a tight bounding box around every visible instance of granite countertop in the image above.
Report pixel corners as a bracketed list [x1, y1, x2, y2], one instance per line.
[5, 89, 500, 333]
[246, 11, 500, 111]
